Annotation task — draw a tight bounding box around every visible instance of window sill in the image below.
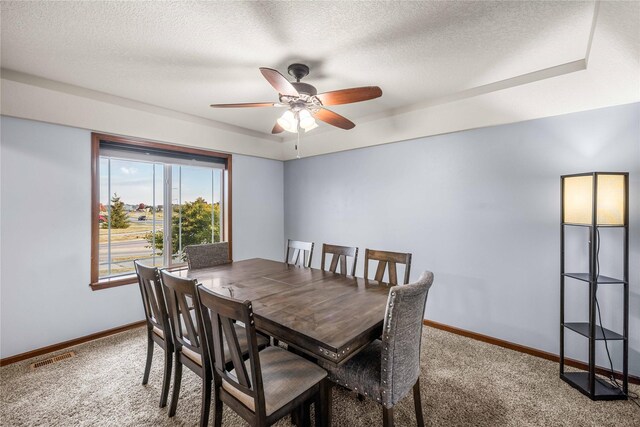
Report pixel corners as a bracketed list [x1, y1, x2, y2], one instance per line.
[90, 264, 188, 291]
[90, 275, 137, 291]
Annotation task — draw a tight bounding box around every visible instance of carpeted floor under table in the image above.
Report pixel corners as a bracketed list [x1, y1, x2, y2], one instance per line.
[1, 326, 638, 426]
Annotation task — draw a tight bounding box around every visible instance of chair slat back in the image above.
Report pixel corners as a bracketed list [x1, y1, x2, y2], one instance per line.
[134, 261, 170, 336]
[197, 286, 266, 414]
[160, 270, 203, 358]
[321, 244, 359, 276]
[381, 271, 434, 407]
[185, 242, 230, 270]
[285, 239, 314, 268]
[364, 249, 412, 285]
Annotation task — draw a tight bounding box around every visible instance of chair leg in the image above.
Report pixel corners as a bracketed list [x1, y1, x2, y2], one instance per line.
[291, 406, 300, 426]
[159, 347, 173, 407]
[298, 400, 311, 427]
[213, 379, 223, 427]
[314, 388, 321, 427]
[382, 406, 394, 427]
[413, 379, 424, 427]
[319, 379, 332, 427]
[142, 332, 153, 385]
[200, 373, 212, 427]
[168, 356, 182, 417]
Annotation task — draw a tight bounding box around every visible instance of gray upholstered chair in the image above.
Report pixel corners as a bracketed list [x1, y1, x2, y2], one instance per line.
[320, 271, 434, 427]
[185, 242, 230, 270]
[197, 286, 329, 427]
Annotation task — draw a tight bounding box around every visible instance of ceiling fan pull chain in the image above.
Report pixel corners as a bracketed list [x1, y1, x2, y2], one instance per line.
[296, 112, 301, 159]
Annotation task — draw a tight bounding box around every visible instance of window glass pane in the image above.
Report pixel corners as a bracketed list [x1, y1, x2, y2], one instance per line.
[99, 158, 161, 277]
[171, 165, 220, 263]
[138, 163, 165, 268]
[97, 146, 226, 280]
[213, 168, 222, 243]
[98, 157, 110, 277]
[152, 163, 165, 267]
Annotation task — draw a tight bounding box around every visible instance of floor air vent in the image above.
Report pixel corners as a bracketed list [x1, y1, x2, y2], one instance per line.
[30, 351, 76, 370]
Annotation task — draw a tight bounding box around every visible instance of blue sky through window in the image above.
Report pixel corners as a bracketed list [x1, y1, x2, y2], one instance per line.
[100, 158, 221, 206]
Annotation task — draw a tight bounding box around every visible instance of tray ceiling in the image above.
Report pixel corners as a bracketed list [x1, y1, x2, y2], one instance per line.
[1, 1, 598, 137]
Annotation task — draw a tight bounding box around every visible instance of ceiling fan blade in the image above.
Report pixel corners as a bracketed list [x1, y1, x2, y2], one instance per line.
[259, 67, 299, 97]
[313, 108, 355, 130]
[210, 102, 281, 108]
[316, 86, 382, 106]
[272, 122, 285, 134]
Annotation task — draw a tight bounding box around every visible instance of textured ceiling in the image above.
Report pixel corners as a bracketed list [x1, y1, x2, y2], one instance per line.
[1, 1, 597, 136]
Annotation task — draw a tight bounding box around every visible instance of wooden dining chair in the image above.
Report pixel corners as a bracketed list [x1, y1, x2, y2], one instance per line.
[364, 249, 412, 285]
[285, 239, 314, 268]
[196, 285, 329, 427]
[160, 270, 268, 426]
[321, 244, 359, 276]
[320, 271, 434, 427]
[161, 270, 211, 424]
[185, 242, 231, 270]
[134, 261, 173, 408]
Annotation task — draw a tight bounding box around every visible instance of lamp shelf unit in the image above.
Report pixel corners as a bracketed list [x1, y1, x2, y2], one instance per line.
[563, 223, 625, 228]
[562, 273, 626, 285]
[563, 322, 625, 341]
[562, 372, 626, 400]
[559, 172, 629, 401]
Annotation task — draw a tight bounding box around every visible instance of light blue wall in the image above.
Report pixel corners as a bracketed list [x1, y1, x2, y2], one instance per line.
[232, 154, 284, 262]
[284, 103, 640, 376]
[0, 116, 284, 358]
[3, 103, 638, 376]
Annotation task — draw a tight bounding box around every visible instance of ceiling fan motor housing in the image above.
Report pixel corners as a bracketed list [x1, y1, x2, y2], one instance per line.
[288, 63, 310, 81]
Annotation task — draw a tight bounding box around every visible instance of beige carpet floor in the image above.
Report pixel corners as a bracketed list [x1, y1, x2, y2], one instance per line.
[1, 326, 638, 426]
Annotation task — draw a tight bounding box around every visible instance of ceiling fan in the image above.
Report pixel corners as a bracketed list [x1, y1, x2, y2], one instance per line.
[210, 63, 382, 134]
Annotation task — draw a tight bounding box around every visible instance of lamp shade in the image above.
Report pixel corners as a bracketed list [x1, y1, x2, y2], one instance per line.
[562, 173, 627, 226]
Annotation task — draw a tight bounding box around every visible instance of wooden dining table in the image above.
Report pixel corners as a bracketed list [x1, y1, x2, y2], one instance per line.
[176, 258, 392, 367]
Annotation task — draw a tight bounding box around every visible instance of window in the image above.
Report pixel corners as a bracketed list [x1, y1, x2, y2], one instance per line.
[91, 134, 231, 290]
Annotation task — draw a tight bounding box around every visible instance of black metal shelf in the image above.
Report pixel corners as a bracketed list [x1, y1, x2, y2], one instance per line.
[561, 372, 626, 400]
[563, 273, 626, 284]
[563, 322, 625, 340]
[562, 223, 626, 228]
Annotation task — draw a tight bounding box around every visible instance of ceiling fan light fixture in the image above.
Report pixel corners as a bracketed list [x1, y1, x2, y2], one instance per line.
[303, 121, 318, 132]
[277, 110, 298, 133]
[298, 109, 317, 131]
